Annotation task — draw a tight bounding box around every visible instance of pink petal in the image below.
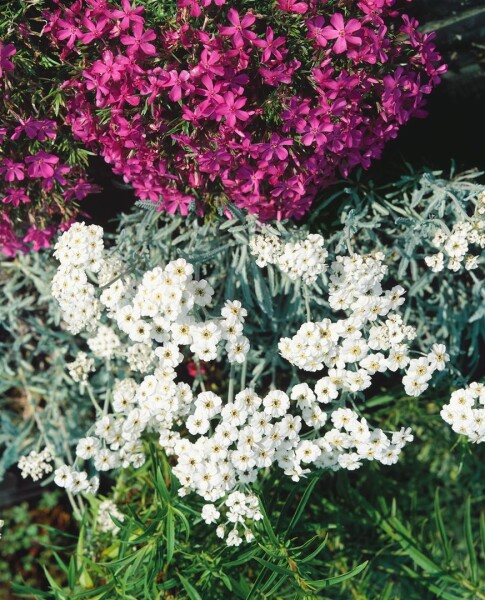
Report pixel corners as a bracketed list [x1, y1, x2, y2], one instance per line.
[333, 37, 347, 54]
[329, 13, 344, 30]
[345, 19, 362, 34]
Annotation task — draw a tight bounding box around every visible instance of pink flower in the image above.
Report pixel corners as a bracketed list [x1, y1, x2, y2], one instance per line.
[0, 41, 16, 77]
[78, 17, 109, 44]
[259, 134, 293, 161]
[320, 13, 362, 54]
[23, 226, 55, 251]
[163, 192, 193, 216]
[55, 18, 81, 49]
[11, 118, 57, 142]
[0, 159, 25, 182]
[25, 151, 60, 178]
[276, 0, 308, 14]
[2, 188, 30, 206]
[163, 69, 193, 102]
[300, 117, 334, 146]
[307, 17, 328, 48]
[219, 9, 257, 48]
[253, 27, 286, 63]
[110, 0, 145, 30]
[91, 50, 125, 83]
[121, 23, 157, 55]
[216, 91, 253, 128]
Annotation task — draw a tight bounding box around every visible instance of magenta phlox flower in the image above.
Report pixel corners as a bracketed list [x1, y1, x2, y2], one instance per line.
[86, 0, 111, 14]
[216, 91, 253, 128]
[23, 226, 55, 251]
[197, 74, 225, 115]
[357, 26, 390, 64]
[259, 63, 294, 86]
[56, 18, 81, 48]
[25, 151, 60, 178]
[113, 82, 141, 107]
[110, 0, 145, 30]
[254, 27, 287, 63]
[11, 118, 57, 142]
[191, 48, 225, 78]
[259, 133, 293, 161]
[64, 179, 100, 201]
[163, 192, 193, 216]
[300, 116, 334, 146]
[161, 69, 194, 102]
[219, 9, 257, 49]
[237, 166, 265, 193]
[358, 0, 386, 25]
[2, 188, 30, 206]
[133, 177, 163, 201]
[78, 16, 109, 44]
[120, 22, 157, 55]
[222, 68, 249, 94]
[276, 0, 308, 14]
[0, 41, 16, 77]
[198, 148, 232, 175]
[281, 97, 310, 130]
[91, 50, 125, 82]
[271, 175, 305, 200]
[179, 0, 225, 16]
[0, 159, 25, 181]
[306, 17, 328, 48]
[178, 0, 203, 18]
[321, 13, 362, 54]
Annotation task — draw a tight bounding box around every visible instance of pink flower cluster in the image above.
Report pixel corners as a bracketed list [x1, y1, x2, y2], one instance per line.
[0, 42, 99, 257]
[45, 0, 445, 220]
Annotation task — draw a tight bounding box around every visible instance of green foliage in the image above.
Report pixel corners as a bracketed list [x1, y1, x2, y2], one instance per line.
[0, 491, 69, 594]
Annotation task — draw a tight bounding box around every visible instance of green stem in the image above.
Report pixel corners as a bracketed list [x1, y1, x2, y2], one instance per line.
[240, 358, 248, 391]
[86, 384, 103, 414]
[228, 363, 236, 404]
[303, 284, 311, 322]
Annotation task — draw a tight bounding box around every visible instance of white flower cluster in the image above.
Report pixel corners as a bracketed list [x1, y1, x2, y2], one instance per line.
[96, 499, 125, 534]
[47, 225, 446, 545]
[425, 192, 485, 273]
[54, 464, 100, 494]
[207, 491, 262, 546]
[440, 382, 485, 443]
[52, 223, 104, 333]
[18, 447, 53, 481]
[250, 232, 328, 284]
[67, 352, 95, 384]
[87, 325, 121, 359]
[280, 253, 447, 397]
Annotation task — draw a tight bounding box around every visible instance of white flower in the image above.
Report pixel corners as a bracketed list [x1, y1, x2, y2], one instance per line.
[263, 390, 290, 418]
[76, 437, 101, 460]
[201, 504, 220, 524]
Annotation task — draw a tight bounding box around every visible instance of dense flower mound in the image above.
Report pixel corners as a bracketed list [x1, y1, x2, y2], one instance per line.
[0, 41, 99, 257]
[33, 222, 447, 545]
[45, 0, 445, 220]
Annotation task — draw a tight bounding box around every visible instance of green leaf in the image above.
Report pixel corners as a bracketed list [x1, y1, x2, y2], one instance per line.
[285, 475, 320, 538]
[253, 557, 295, 577]
[177, 573, 203, 600]
[166, 508, 175, 564]
[464, 496, 479, 585]
[306, 560, 368, 590]
[300, 534, 329, 564]
[434, 488, 452, 563]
